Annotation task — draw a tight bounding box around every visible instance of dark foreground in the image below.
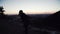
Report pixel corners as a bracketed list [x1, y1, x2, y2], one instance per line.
[0, 13, 60, 34]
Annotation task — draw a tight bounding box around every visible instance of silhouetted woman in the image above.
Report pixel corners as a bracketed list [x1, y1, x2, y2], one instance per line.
[19, 10, 29, 34]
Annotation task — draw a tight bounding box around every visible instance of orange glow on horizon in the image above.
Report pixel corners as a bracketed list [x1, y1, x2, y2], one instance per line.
[4, 10, 57, 15]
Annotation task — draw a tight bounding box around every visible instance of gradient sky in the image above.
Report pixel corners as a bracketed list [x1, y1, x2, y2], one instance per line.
[0, 0, 60, 14]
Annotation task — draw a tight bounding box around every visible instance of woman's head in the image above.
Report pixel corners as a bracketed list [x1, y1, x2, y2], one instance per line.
[19, 10, 23, 13]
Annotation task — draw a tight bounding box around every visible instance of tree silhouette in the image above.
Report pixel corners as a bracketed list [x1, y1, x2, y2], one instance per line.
[0, 6, 5, 16]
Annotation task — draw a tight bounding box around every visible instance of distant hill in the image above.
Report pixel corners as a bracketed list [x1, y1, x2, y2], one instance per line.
[28, 14, 51, 18]
[42, 11, 60, 31]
